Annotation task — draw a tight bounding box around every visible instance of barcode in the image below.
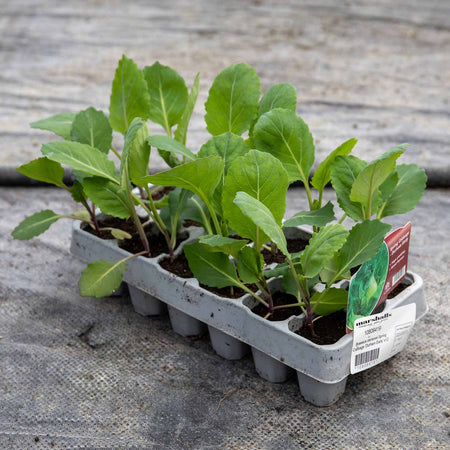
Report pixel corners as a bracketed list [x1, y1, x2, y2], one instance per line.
[354, 348, 380, 366]
[392, 266, 406, 284]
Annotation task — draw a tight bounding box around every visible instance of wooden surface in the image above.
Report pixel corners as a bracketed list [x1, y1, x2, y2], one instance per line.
[0, 0, 449, 172]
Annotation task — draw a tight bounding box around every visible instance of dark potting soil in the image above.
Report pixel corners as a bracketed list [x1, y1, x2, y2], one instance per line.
[297, 310, 347, 345]
[350, 265, 362, 276]
[152, 186, 175, 202]
[182, 219, 201, 228]
[83, 217, 142, 240]
[118, 230, 185, 258]
[159, 252, 193, 278]
[262, 238, 309, 264]
[84, 216, 186, 258]
[387, 280, 410, 299]
[252, 291, 302, 321]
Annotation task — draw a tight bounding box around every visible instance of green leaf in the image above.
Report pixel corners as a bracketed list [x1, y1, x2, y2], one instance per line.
[300, 225, 349, 278]
[16, 157, 65, 187]
[109, 55, 150, 134]
[311, 138, 357, 193]
[83, 177, 131, 219]
[70, 180, 86, 203]
[330, 155, 366, 221]
[337, 220, 391, 277]
[30, 112, 76, 139]
[70, 107, 113, 153]
[198, 235, 248, 259]
[79, 259, 128, 298]
[223, 150, 289, 244]
[284, 201, 336, 228]
[258, 83, 297, 116]
[380, 164, 427, 218]
[205, 63, 260, 136]
[311, 288, 348, 316]
[233, 191, 288, 256]
[350, 147, 404, 216]
[252, 108, 314, 184]
[147, 135, 196, 161]
[378, 171, 399, 202]
[41, 141, 118, 183]
[140, 156, 224, 205]
[237, 246, 264, 284]
[121, 118, 150, 183]
[249, 83, 297, 136]
[198, 132, 250, 173]
[174, 73, 200, 145]
[12, 210, 61, 240]
[263, 261, 291, 278]
[72, 170, 92, 184]
[143, 61, 188, 131]
[199, 132, 250, 215]
[110, 229, 132, 240]
[319, 255, 350, 285]
[184, 243, 240, 288]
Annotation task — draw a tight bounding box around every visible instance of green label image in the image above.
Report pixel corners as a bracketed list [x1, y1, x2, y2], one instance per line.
[346, 242, 389, 330]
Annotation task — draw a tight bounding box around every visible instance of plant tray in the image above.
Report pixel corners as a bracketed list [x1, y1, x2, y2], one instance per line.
[71, 222, 427, 406]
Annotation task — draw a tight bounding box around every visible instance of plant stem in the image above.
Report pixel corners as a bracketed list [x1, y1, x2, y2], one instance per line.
[304, 182, 314, 211]
[200, 195, 222, 236]
[286, 256, 305, 302]
[120, 250, 149, 263]
[307, 311, 316, 336]
[238, 283, 269, 308]
[273, 302, 304, 310]
[143, 186, 173, 259]
[125, 180, 150, 256]
[111, 147, 121, 159]
[318, 189, 323, 209]
[270, 241, 277, 255]
[377, 202, 386, 219]
[338, 213, 347, 224]
[91, 201, 100, 232]
[61, 215, 94, 224]
[190, 197, 213, 235]
[79, 198, 100, 233]
[366, 172, 375, 219]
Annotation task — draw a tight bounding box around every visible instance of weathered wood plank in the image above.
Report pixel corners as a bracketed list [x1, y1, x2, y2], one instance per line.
[0, 0, 448, 172]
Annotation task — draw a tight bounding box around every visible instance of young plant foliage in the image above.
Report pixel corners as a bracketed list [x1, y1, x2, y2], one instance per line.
[70, 107, 113, 153]
[16, 157, 66, 188]
[12, 210, 61, 240]
[109, 55, 150, 134]
[223, 150, 289, 246]
[205, 63, 260, 136]
[30, 112, 76, 139]
[252, 108, 314, 185]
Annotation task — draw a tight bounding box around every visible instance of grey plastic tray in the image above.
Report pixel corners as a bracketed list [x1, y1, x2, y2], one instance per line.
[71, 221, 427, 406]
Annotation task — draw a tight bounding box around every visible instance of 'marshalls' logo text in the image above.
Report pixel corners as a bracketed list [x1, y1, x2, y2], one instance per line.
[355, 312, 392, 327]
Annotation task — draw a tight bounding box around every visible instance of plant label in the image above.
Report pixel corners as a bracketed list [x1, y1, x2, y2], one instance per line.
[346, 222, 412, 331]
[350, 303, 416, 374]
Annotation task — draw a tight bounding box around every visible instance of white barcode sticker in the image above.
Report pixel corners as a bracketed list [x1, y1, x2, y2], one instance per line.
[350, 303, 416, 374]
[392, 266, 406, 284]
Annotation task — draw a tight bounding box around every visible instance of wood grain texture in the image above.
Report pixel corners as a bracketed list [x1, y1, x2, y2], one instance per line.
[0, 0, 449, 172]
